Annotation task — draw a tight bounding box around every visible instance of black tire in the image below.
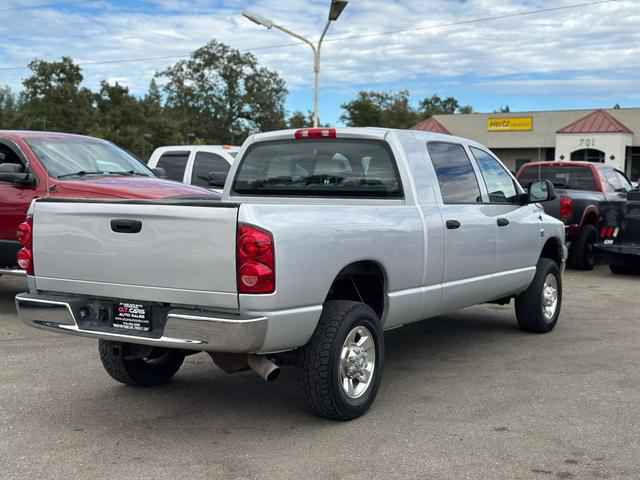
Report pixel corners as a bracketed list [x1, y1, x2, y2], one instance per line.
[301, 300, 384, 421]
[98, 340, 185, 387]
[609, 264, 636, 275]
[515, 258, 562, 333]
[570, 224, 597, 270]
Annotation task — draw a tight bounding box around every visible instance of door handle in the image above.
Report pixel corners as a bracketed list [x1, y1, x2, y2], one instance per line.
[446, 219, 461, 230]
[110, 219, 142, 234]
[497, 218, 510, 227]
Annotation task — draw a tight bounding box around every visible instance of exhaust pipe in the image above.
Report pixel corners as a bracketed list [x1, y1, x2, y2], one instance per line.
[248, 355, 280, 382]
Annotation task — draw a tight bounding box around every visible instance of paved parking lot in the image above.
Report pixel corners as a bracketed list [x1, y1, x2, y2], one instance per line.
[1, 267, 639, 480]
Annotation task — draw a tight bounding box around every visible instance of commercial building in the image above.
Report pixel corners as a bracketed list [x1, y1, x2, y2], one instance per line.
[415, 108, 640, 180]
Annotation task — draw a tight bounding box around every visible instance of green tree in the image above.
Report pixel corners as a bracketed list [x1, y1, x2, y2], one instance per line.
[287, 111, 314, 128]
[340, 90, 419, 128]
[458, 105, 473, 114]
[419, 95, 460, 117]
[158, 40, 287, 144]
[20, 57, 93, 132]
[88, 81, 148, 157]
[0, 85, 19, 129]
[494, 105, 511, 113]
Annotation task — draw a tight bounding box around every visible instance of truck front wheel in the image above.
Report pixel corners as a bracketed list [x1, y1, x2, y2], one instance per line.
[301, 301, 384, 421]
[515, 258, 562, 333]
[98, 340, 185, 387]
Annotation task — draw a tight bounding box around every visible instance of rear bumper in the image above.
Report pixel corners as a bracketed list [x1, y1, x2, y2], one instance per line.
[16, 292, 268, 353]
[0, 268, 26, 277]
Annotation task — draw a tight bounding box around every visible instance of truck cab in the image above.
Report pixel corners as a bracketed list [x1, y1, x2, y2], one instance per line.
[147, 145, 238, 193]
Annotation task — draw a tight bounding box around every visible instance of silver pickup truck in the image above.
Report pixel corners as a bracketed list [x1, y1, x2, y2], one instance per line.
[17, 127, 566, 420]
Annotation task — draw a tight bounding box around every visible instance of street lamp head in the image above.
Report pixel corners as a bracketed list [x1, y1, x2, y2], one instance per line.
[328, 0, 348, 21]
[241, 10, 274, 29]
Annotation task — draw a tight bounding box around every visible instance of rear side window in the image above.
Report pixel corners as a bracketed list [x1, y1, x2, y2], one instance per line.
[156, 152, 189, 182]
[517, 165, 596, 191]
[427, 142, 482, 204]
[191, 152, 230, 188]
[232, 139, 403, 198]
[471, 147, 519, 204]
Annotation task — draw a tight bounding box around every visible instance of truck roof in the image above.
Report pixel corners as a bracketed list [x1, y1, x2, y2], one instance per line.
[519, 161, 609, 170]
[247, 127, 485, 150]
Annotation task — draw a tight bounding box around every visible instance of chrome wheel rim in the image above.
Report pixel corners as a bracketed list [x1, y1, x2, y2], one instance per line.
[542, 273, 559, 322]
[339, 325, 376, 399]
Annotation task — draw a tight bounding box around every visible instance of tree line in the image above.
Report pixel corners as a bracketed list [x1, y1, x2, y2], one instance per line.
[0, 39, 472, 160]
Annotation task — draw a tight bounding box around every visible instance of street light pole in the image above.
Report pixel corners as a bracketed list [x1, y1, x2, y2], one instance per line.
[242, 0, 348, 128]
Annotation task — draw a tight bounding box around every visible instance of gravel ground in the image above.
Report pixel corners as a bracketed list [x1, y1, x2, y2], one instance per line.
[1, 267, 639, 480]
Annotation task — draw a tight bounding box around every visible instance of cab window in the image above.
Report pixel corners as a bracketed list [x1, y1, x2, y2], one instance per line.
[602, 168, 632, 193]
[156, 151, 189, 182]
[191, 152, 230, 188]
[470, 147, 520, 204]
[427, 142, 482, 204]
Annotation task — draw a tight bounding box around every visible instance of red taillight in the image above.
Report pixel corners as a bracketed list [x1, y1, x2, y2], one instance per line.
[600, 226, 618, 239]
[294, 128, 336, 140]
[16, 217, 34, 275]
[559, 197, 573, 221]
[600, 226, 607, 238]
[237, 224, 274, 294]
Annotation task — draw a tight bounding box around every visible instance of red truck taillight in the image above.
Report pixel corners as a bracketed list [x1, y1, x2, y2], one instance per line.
[559, 196, 573, 222]
[16, 217, 34, 275]
[237, 224, 275, 294]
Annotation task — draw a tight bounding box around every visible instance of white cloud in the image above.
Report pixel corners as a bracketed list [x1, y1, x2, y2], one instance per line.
[0, 0, 638, 114]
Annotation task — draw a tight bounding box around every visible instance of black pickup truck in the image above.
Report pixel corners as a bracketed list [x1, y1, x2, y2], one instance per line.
[516, 161, 632, 270]
[595, 190, 640, 274]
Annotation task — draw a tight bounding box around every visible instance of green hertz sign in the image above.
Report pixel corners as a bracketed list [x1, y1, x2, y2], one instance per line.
[488, 117, 533, 132]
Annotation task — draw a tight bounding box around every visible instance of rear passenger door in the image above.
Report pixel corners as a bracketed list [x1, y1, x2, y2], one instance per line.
[469, 147, 541, 287]
[427, 142, 499, 310]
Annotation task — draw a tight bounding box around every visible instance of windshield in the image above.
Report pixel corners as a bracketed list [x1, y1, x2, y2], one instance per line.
[26, 137, 153, 179]
[518, 165, 597, 191]
[232, 139, 403, 198]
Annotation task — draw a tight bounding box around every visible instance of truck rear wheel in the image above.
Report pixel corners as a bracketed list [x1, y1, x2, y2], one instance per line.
[301, 301, 384, 421]
[570, 224, 597, 270]
[515, 258, 562, 333]
[98, 340, 185, 387]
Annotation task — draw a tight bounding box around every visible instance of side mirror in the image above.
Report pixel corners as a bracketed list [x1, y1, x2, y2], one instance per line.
[207, 171, 227, 188]
[526, 179, 556, 203]
[151, 167, 167, 178]
[0, 163, 35, 186]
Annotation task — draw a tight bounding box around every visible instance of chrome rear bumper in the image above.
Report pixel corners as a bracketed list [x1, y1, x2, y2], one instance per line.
[16, 293, 267, 353]
[0, 268, 26, 277]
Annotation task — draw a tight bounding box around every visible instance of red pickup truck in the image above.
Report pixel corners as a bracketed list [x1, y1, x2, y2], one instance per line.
[0, 130, 217, 274]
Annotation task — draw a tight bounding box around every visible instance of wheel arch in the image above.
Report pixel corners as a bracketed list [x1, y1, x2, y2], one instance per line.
[324, 260, 388, 321]
[540, 236, 564, 267]
[580, 205, 599, 226]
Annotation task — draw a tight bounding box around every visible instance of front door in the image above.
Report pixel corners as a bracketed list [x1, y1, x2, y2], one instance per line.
[469, 146, 541, 294]
[0, 142, 39, 267]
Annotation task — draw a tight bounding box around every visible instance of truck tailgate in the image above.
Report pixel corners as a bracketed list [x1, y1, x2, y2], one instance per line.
[32, 199, 239, 309]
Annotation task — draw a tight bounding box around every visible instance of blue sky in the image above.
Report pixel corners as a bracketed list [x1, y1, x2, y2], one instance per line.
[1, 0, 639, 125]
